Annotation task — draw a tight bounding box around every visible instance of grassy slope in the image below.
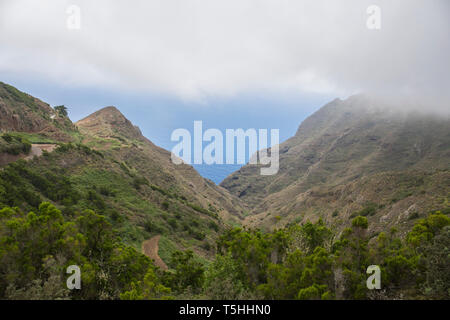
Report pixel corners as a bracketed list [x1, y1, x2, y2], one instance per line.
[0, 143, 226, 262]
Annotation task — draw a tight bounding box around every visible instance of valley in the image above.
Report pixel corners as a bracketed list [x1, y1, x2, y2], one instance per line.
[0, 82, 448, 300]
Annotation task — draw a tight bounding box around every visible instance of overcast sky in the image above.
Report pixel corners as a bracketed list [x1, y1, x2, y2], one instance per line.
[1, 0, 449, 110]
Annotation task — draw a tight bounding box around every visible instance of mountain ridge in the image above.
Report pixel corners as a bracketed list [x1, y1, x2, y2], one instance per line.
[221, 95, 450, 234]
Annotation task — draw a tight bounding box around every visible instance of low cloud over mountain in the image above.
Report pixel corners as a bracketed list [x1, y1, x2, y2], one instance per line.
[1, 0, 449, 110]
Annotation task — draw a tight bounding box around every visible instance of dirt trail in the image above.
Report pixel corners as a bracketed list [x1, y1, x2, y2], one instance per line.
[142, 235, 168, 271]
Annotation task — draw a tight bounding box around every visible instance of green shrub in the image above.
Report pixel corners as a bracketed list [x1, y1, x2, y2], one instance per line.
[0, 134, 31, 155]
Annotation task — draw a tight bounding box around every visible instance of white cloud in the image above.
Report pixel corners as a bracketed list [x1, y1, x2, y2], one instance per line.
[0, 0, 449, 108]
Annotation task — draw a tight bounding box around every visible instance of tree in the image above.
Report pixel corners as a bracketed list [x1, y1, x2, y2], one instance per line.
[163, 250, 205, 294]
[0, 202, 163, 300]
[333, 216, 370, 299]
[203, 252, 249, 299]
[54, 105, 68, 117]
[120, 266, 172, 300]
[217, 228, 273, 287]
[421, 226, 450, 298]
[406, 212, 450, 299]
[288, 219, 333, 254]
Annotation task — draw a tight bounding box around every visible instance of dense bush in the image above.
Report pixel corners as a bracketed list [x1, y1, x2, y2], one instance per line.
[0, 199, 448, 300]
[201, 213, 448, 300]
[0, 134, 31, 155]
[0, 203, 163, 299]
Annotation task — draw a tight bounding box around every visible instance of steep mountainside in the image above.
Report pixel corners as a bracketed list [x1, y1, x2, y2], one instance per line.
[0, 82, 77, 142]
[221, 95, 450, 234]
[0, 83, 245, 263]
[76, 106, 245, 224]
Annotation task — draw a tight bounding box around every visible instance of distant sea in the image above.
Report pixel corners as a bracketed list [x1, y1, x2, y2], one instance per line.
[192, 164, 243, 184]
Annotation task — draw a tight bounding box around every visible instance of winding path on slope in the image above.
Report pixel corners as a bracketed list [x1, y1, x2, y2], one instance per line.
[142, 235, 168, 271]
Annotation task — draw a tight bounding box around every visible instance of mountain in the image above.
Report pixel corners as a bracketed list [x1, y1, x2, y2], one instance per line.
[221, 95, 450, 235]
[1, 83, 449, 300]
[0, 83, 245, 264]
[0, 82, 77, 141]
[75, 106, 245, 224]
[76, 106, 144, 141]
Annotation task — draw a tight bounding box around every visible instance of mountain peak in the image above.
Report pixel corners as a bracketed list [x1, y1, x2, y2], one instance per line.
[96, 105, 121, 113]
[76, 106, 143, 141]
[81, 106, 126, 121]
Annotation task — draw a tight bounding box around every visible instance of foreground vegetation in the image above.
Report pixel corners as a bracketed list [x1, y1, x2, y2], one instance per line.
[158, 211, 449, 300]
[0, 199, 448, 299]
[0, 143, 222, 256]
[0, 133, 31, 156]
[0, 202, 156, 299]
